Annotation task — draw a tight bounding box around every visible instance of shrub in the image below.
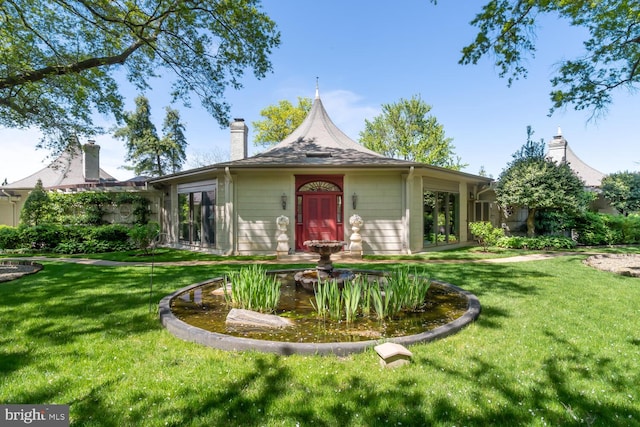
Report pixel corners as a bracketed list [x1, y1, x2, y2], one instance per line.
[128, 222, 160, 254]
[88, 224, 131, 242]
[497, 235, 577, 250]
[573, 212, 640, 245]
[0, 226, 20, 250]
[18, 224, 64, 250]
[469, 221, 505, 251]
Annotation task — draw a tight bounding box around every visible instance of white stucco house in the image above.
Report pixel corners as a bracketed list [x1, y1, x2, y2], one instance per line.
[149, 90, 494, 255]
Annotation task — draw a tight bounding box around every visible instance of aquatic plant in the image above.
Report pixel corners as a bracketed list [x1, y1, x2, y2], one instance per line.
[223, 265, 281, 313]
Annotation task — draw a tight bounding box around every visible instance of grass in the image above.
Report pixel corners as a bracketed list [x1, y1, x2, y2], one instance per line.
[1, 247, 640, 426]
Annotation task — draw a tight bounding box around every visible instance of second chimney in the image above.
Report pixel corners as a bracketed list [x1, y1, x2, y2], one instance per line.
[83, 140, 100, 181]
[230, 118, 248, 161]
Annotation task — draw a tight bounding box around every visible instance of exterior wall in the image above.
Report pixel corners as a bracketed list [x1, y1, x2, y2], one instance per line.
[0, 191, 27, 226]
[234, 172, 293, 255]
[345, 172, 404, 254]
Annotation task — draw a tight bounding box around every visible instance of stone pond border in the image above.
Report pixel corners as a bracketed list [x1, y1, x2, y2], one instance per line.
[0, 260, 44, 283]
[158, 272, 481, 356]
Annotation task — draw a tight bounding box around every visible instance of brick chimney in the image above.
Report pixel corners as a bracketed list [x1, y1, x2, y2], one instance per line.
[83, 140, 100, 181]
[230, 118, 248, 161]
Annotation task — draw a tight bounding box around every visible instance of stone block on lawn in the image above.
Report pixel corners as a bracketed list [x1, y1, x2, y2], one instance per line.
[374, 342, 413, 368]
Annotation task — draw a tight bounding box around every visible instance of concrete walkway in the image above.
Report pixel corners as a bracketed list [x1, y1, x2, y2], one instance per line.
[3, 251, 589, 267]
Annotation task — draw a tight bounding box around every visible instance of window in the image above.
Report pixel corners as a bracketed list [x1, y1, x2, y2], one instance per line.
[178, 189, 216, 247]
[424, 190, 459, 246]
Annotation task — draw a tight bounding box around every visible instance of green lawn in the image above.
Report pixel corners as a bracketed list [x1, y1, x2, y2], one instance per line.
[1, 249, 639, 426]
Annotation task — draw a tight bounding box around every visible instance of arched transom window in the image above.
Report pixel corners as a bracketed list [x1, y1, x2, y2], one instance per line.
[298, 181, 341, 192]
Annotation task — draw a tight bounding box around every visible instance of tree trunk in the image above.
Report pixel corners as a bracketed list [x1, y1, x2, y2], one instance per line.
[526, 208, 536, 237]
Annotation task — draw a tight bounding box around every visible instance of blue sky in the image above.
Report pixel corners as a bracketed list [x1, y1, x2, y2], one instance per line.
[1, 0, 637, 183]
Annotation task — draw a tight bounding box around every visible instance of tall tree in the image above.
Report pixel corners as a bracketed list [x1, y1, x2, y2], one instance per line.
[115, 96, 186, 177]
[601, 171, 640, 216]
[0, 1, 280, 151]
[496, 128, 589, 237]
[456, 0, 639, 115]
[511, 126, 546, 163]
[20, 179, 49, 226]
[359, 95, 466, 170]
[161, 107, 187, 174]
[252, 97, 312, 147]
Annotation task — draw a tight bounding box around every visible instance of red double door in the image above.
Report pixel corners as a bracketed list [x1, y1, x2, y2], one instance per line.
[295, 177, 344, 251]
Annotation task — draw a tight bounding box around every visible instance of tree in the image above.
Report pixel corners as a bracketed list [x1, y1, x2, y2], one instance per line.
[186, 149, 229, 169]
[457, 0, 639, 115]
[20, 179, 49, 226]
[115, 96, 187, 177]
[601, 171, 640, 216]
[0, 1, 280, 151]
[252, 97, 312, 147]
[496, 129, 589, 237]
[160, 107, 187, 174]
[511, 126, 546, 163]
[359, 95, 466, 170]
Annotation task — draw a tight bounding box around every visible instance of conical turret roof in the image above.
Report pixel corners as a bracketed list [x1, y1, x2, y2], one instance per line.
[217, 93, 419, 168]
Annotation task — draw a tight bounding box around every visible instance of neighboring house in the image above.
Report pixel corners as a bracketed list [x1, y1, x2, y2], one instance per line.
[546, 128, 613, 214]
[0, 137, 160, 226]
[149, 89, 493, 255]
[499, 128, 614, 234]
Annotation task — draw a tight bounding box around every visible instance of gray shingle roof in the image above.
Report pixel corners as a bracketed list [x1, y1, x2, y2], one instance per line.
[3, 142, 117, 190]
[217, 95, 420, 168]
[547, 134, 604, 187]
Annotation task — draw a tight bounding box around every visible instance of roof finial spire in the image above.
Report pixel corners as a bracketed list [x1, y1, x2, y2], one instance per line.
[315, 76, 320, 99]
[557, 126, 562, 136]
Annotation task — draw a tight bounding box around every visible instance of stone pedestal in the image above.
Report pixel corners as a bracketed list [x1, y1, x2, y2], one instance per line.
[276, 215, 290, 259]
[349, 214, 363, 257]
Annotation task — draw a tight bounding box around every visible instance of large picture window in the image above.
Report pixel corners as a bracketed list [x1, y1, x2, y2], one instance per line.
[423, 190, 459, 246]
[178, 189, 215, 247]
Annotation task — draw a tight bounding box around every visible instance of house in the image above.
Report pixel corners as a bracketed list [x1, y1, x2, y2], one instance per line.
[498, 128, 614, 234]
[0, 137, 160, 226]
[546, 128, 613, 214]
[149, 89, 493, 255]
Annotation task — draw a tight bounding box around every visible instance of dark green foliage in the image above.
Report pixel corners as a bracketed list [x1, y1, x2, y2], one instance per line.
[1, 1, 280, 149]
[496, 235, 577, 250]
[534, 210, 577, 235]
[601, 171, 640, 216]
[25, 191, 151, 226]
[0, 224, 134, 254]
[18, 224, 64, 250]
[19, 179, 49, 226]
[458, 0, 640, 114]
[0, 226, 20, 249]
[496, 128, 589, 237]
[75, 192, 112, 225]
[88, 224, 131, 243]
[115, 193, 151, 225]
[509, 126, 545, 164]
[573, 212, 640, 245]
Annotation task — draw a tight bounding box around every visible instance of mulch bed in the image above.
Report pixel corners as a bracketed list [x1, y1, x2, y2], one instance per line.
[583, 254, 640, 277]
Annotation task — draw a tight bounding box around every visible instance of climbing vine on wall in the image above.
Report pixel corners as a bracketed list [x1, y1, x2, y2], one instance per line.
[32, 192, 151, 225]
